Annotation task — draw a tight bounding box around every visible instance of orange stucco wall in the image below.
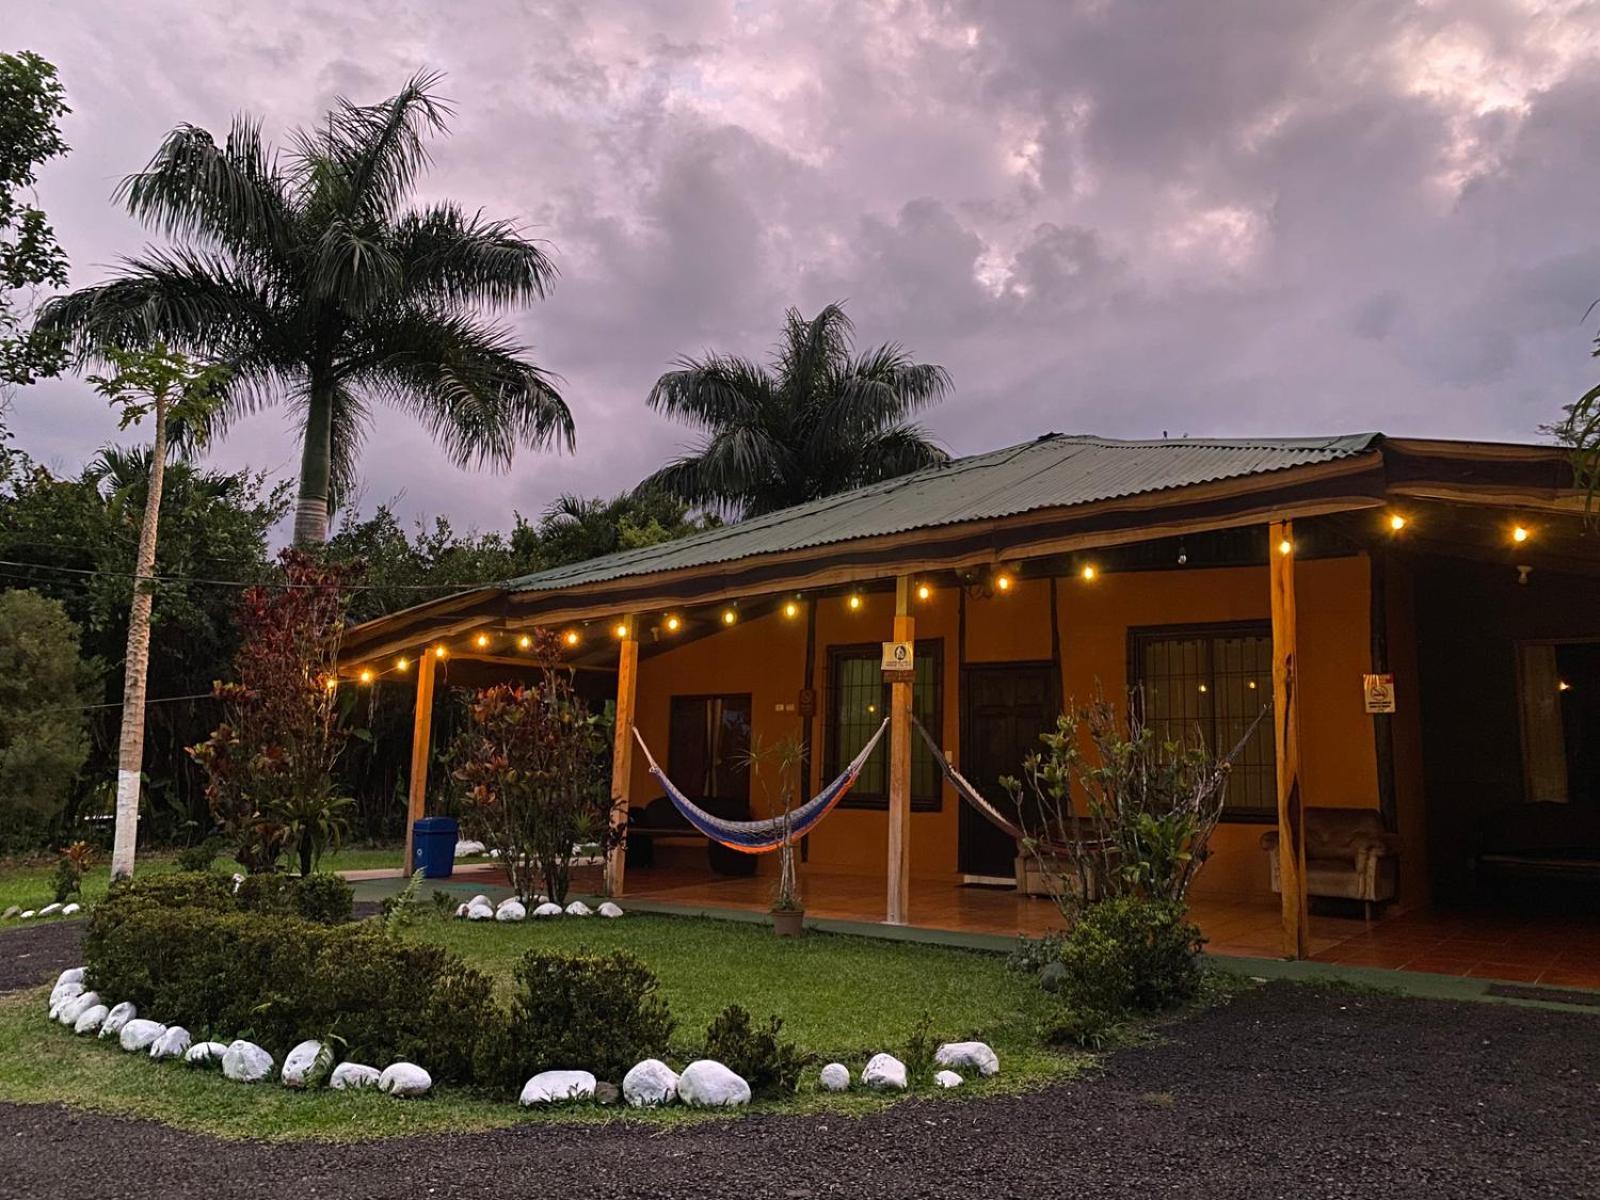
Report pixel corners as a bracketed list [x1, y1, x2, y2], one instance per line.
[626, 553, 1386, 901]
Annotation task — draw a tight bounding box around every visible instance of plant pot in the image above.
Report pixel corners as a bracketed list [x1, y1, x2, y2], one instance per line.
[770, 906, 805, 937]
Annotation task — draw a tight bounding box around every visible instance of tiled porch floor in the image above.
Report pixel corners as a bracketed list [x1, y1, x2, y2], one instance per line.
[377, 860, 1600, 990]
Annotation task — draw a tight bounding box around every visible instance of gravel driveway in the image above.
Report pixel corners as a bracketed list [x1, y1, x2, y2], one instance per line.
[3, 922, 1596, 1199]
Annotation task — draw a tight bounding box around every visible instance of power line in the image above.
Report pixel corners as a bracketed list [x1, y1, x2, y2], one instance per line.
[0, 557, 504, 593]
[29, 691, 220, 715]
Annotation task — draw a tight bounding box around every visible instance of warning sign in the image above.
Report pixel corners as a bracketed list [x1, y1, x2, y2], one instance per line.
[1363, 673, 1396, 714]
[881, 640, 915, 680]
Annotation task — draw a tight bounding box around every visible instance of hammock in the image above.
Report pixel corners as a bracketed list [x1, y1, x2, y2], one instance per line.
[909, 716, 1070, 851]
[630, 718, 890, 854]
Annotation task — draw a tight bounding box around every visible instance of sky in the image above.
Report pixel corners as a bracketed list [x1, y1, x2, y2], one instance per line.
[9, 0, 1600, 537]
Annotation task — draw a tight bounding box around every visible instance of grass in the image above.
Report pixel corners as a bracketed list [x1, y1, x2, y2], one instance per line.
[0, 903, 1085, 1141]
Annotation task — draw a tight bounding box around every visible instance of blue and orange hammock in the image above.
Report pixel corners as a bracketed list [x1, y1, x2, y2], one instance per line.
[630, 718, 890, 853]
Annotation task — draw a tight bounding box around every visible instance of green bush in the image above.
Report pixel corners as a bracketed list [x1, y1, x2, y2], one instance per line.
[233, 872, 298, 917]
[83, 891, 500, 1082]
[293, 872, 354, 924]
[702, 1004, 810, 1098]
[173, 838, 224, 873]
[100, 870, 236, 915]
[480, 949, 674, 1091]
[1045, 897, 1205, 1044]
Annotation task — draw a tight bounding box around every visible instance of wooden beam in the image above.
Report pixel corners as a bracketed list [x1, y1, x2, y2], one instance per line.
[799, 598, 818, 865]
[886, 576, 914, 925]
[401, 648, 438, 874]
[1269, 520, 1309, 959]
[605, 627, 640, 897]
[1369, 548, 1397, 834]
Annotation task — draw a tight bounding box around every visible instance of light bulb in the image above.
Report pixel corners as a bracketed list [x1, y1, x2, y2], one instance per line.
[518, 634, 531, 649]
[995, 572, 1012, 592]
[433, 645, 446, 659]
[475, 632, 490, 648]
[783, 601, 800, 619]
[665, 615, 681, 632]
[722, 609, 737, 625]
[564, 630, 580, 647]
[1278, 538, 1293, 556]
[1081, 565, 1097, 581]
[848, 593, 862, 610]
[916, 583, 931, 601]
[395, 657, 409, 672]
[614, 622, 630, 639]
[1512, 525, 1530, 544]
[1388, 513, 1406, 532]
[358, 668, 373, 684]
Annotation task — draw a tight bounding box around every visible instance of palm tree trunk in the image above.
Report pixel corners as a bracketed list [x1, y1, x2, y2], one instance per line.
[293, 382, 334, 546]
[110, 395, 168, 880]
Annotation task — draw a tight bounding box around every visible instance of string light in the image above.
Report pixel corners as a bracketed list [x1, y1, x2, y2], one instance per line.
[847, 593, 863, 611]
[1559, 680, 1572, 692]
[1080, 565, 1097, 581]
[782, 600, 800, 619]
[358, 668, 373, 684]
[613, 621, 630, 639]
[665, 615, 681, 632]
[1277, 538, 1293, 556]
[563, 630, 580, 647]
[722, 608, 738, 626]
[518, 634, 531, 649]
[1512, 525, 1530, 544]
[395, 657, 409, 672]
[433, 645, 447, 659]
[916, 583, 931, 601]
[1388, 513, 1407, 532]
[475, 632, 490, 648]
[995, 572, 1013, 592]
[324, 676, 338, 691]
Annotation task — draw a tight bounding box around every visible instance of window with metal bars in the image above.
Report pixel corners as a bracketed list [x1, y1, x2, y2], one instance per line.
[1128, 622, 1276, 820]
[824, 640, 943, 810]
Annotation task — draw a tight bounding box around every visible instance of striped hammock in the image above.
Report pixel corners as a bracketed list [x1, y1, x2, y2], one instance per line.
[910, 716, 1051, 848]
[630, 718, 890, 853]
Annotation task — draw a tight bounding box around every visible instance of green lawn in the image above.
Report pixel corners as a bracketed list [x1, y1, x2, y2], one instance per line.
[0, 907, 1084, 1141]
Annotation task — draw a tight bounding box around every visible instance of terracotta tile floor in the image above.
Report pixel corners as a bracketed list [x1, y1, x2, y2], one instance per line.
[360, 860, 1600, 990]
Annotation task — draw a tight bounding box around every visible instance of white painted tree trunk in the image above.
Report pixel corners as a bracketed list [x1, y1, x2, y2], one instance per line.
[292, 494, 329, 546]
[110, 397, 168, 880]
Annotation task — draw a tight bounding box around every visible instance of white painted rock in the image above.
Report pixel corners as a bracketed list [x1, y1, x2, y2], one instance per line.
[622, 1059, 678, 1107]
[230, 873, 244, 893]
[454, 839, 487, 857]
[60, 902, 81, 916]
[18, 911, 35, 920]
[495, 899, 527, 922]
[677, 1060, 751, 1108]
[533, 902, 563, 918]
[38, 902, 62, 917]
[281, 1039, 325, 1087]
[330, 1062, 382, 1091]
[99, 1002, 137, 1039]
[488, 848, 501, 858]
[468, 894, 491, 908]
[520, 1069, 597, 1105]
[56, 967, 86, 988]
[819, 1062, 851, 1092]
[48, 981, 84, 1019]
[185, 1041, 229, 1066]
[57, 991, 101, 1026]
[862, 1053, 908, 1091]
[935, 1041, 999, 1078]
[1, 905, 18, 919]
[151, 1026, 192, 1060]
[73, 1004, 109, 1035]
[466, 902, 495, 921]
[379, 1062, 432, 1098]
[934, 1069, 964, 1089]
[454, 903, 471, 919]
[597, 902, 624, 919]
[222, 1039, 274, 1082]
[119, 1019, 167, 1053]
[564, 900, 592, 917]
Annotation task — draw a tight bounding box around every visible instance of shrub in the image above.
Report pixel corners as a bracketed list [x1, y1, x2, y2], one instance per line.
[1006, 932, 1067, 975]
[83, 892, 499, 1083]
[701, 1004, 810, 1098]
[173, 837, 224, 872]
[100, 870, 235, 915]
[293, 872, 354, 924]
[901, 1011, 938, 1087]
[234, 872, 298, 917]
[49, 843, 95, 903]
[480, 949, 674, 1091]
[1046, 897, 1205, 1040]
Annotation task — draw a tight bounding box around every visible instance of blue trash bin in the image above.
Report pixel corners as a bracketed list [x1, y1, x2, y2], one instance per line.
[411, 817, 459, 879]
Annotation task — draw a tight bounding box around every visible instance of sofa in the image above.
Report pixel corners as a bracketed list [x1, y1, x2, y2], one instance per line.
[1260, 807, 1398, 918]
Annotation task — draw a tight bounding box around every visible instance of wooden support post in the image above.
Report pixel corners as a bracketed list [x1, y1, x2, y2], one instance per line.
[1270, 520, 1309, 960]
[401, 648, 438, 874]
[887, 576, 914, 925]
[605, 626, 640, 897]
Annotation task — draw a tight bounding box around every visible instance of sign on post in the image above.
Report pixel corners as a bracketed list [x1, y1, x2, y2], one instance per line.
[1363, 673, 1396, 714]
[881, 640, 915, 681]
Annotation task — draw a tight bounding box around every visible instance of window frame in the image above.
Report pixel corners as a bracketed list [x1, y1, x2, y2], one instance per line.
[824, 638, 945, 812]
[1126, 620, 1277, 824]
[666, 691, 754, 803]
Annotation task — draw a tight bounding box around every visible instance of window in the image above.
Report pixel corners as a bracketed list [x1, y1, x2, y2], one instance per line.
[667, 694, 752, 801]
[1129, 623, 1276, 819]
[825, 640, 943, 810]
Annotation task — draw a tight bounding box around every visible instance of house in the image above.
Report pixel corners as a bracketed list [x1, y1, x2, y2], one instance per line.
[337, 432, 1598, 961]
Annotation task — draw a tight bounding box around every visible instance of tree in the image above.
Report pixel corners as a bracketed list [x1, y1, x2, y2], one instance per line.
[35, 69, 572, 546]
[535, 489, 714, 568]
[89, 345, 228, 878]
[642, 303, 951, 518]
[0, 590, 92, 852]
[0, 51, 70, 412]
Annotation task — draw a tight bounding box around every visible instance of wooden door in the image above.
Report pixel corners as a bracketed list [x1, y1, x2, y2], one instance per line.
[959, 663, 1057, 878]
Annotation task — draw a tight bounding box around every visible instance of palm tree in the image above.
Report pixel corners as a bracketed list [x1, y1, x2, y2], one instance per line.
[642, 304, 952, 518]
[36, 71, 572, 545]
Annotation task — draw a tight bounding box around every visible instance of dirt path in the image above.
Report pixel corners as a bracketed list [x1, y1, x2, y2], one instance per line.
[4, 923, 1596, 1198]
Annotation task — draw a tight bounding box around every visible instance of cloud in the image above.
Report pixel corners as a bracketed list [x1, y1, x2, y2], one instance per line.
[8, 0, 1600, 537]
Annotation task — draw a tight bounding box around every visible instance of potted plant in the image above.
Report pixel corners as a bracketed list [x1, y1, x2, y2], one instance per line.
[740, 735, 807, 936]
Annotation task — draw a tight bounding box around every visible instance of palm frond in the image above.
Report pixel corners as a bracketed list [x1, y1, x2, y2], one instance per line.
[647, 354, 770, 430]
[322, 69, 453, 225]
[392, 202, 557, 307]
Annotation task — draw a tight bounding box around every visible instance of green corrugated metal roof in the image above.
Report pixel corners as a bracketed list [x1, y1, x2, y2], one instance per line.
[504, 432, 1381, 595]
